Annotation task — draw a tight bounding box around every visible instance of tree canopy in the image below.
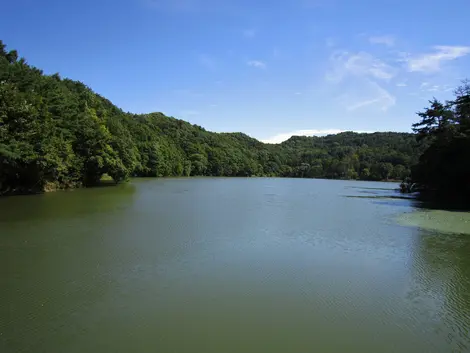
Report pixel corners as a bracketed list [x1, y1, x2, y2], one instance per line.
[0, 40, 423, 195]
[406, 81, 470, 204]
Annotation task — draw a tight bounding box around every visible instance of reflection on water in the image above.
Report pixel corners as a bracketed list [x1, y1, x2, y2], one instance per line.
[1, 178, 470, 353]
[0, 183, 136, 223]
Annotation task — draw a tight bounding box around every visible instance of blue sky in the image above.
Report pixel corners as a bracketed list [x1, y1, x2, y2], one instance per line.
[2, 0, 470, 143]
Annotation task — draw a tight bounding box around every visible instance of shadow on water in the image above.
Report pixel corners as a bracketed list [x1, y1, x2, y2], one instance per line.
[344, 186, 398, 192]
[412, 199, 470, 212]
[343, 182, 417, 208]
[344, 195, 416, 208]
[343, 183, 403, 197]
[345, 195, 415, 200]
[343, 184, 470, 212]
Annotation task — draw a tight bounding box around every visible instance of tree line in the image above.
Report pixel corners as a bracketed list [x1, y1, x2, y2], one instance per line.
[0, 41, 424, 195]
[403, 81, 470, 205]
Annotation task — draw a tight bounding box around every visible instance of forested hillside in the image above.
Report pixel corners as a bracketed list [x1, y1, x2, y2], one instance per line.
[0, 41, 423, 195]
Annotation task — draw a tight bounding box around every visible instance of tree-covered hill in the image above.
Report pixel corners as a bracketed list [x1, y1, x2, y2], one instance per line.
[0, 41, 422, 195]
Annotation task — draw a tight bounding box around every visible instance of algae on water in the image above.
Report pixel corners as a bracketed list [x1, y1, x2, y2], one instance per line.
[397, 210, 470, 235]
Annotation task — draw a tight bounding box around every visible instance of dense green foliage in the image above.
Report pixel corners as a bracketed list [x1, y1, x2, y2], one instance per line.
[406, 81, 470, 203]
[0, 41, 423, 195]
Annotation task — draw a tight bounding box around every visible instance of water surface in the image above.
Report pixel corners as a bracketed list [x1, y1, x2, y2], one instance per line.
[1, 178, 470, 352]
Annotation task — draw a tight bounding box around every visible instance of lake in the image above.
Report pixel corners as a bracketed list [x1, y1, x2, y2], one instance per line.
[1, 178, 470, 353]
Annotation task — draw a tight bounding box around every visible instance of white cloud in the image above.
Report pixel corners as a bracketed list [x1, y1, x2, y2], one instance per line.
[369, 35, 395, 47]
[247, 60, 266, 69]
[294, 92, 302, 95]
[242, 29, 256, 38]
[396, 82, 407, 87]
[261, 129, 374, 144]
[404, 45, 470, 73]
[327, 51, 396, 82]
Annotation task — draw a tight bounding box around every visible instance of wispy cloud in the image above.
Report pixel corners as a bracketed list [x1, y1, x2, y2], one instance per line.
[342, 81, 396, 111]
[369, 35, 395, 47]
[327, 51, 397, 112]
[242, 29, 256, 38]
[419, 82, 454, 93]
[247, 60, 266, 69]
[403, 45, 470, 73]
[327, 51, 397, 82]
[420, 82, 430, 89]
[427, 85, 441, 92]
[396, 82, 407, 87]
[261, 129, 374, 144]
[347, 98, 382, 111]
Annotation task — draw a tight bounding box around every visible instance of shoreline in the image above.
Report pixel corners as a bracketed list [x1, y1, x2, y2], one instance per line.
[0, 176, 400, 198]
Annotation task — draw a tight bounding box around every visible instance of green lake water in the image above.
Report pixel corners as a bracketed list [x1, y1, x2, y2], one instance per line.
[1, 178, 470, 352]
